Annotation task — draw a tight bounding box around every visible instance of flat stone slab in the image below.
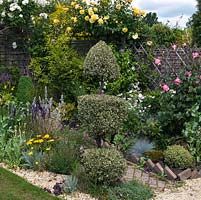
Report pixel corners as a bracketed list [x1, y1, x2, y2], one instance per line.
[178, 168, 192, 181]
[164, 166, 177, 180]
[191, 169, 199, 179]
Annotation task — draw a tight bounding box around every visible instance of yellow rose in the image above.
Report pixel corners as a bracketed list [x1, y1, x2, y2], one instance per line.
[93, 7, 98, 12]
[71, 17, 78, 23]
[88, 7, 94, 16]
[53, 19, 60, 24]
[98, 18, 104, 25]
[90, 14, 99, 23]
[115, 4, 121, 10]
[147, 41, 153, 46]
[122, 27, 128, 33]
[133, 8, 140, 15]
[103, 15, 109, 20]
[85, 15, 90, 21]
[132, 33, 139, 39]
[140, 10, 146, 17]
[75, 4, 80, 9]
[66, 27, 72, 33]
[71, 2, 76, 6]
[79, 9, 85, 14]
[63, 7, 69, 12]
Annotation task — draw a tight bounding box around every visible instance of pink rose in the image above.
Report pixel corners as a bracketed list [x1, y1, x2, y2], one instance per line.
[195, 81, 199, 85]
[161, 84, 169, 92]
[154, 58, 161, 65]
[193, 52, 199, 59]
[172, 44, 177, 50]
[185, 71, 192, 77]
[174, 77, 181, 85]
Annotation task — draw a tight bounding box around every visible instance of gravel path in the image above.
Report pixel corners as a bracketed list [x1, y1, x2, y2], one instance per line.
[153, 178, 201, 200]
[0, 163, 97, 200]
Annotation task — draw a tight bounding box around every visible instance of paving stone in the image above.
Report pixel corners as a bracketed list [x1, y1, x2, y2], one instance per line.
[178, 168, 192, 181]
[146, 159, 155, 170]
[157, 180, 166, 190]
[149, 177, 157, 188]
[164, 166, 177, 180]
[125, 166, 134, 180]
[141, 173, 149, 184]
[154, 163, 164, 174]
[134, 169, 142, 181]
[191, 169, 199, 179]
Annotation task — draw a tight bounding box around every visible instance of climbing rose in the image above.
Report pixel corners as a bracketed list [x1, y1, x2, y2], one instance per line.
[154, 58, 161, 65]
[192, 52, 199, 59]
[161, 84, 169, 91]
[174, 77, 181, 85]
[172, 44, 177, 50]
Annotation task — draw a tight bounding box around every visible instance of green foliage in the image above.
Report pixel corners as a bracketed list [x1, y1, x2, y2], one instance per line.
[81, 148, 126, 185]
[83, 41, 120, 86]
[107, 180, 153, 200]
[144, 12, 158, 27]
[182, 103, 201, 162]
[164, 145, 194, 169]
[63, 175, 78, 194]
[157, 64, 201, 139]
[30, 34, 84, 102]
[5, 135, 24, 168]
[16, 76, 34, 103]
[150, 23, 176, 46]
[145, 150, 164, 162]
[78, 94, 128, 146]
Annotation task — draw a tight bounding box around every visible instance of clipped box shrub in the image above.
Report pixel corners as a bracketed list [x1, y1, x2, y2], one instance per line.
[164, 145, 194, 169]
[78, 94, 128, 146]
[83, 40, 120, 82]
[16, 76, 34, 103]
[81, 148, 127, 185]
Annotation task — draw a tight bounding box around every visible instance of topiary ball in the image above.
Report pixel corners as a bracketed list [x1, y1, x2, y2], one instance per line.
[81, 148, 127, 185]
[164, 145, 194, 169]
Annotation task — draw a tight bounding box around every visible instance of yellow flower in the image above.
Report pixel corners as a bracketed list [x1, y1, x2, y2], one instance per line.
[133, 8, 140, 15]
[75, 4, 80, 9]
[63, 7, 69, 12]
[43, 134, 50, 139]
[88, 7, 94, 16]
[103, 15, 109, 20]
[140, 10, 146, 17]
[115, 4, 121, 10]
[31, 147, 34, 150]
[3, 85, 7, 90]
[122, 27, 128, 33]
[36, 134, 42, 138]
[93, 7, 98, 12]
[132, 33, 139, 39]
[28, 151, 33, 155]
[26, 141, 32, 145]
[46, 147, 51, 151]
[38, 139, 44, 143]
[85, 15, 90, 21]
[147, 41, 153, 46]
[79, 9, 85, 14]
[11, 86, 15, 91]
[71, 17, 78, 23]
[53, 19, 60, 24]
[71, 1, 76, 6]
[48, 139, 55, 142]
[35, 161, 39, 165]
[90, 14, 99, 23]
[98, 18, 104, 25]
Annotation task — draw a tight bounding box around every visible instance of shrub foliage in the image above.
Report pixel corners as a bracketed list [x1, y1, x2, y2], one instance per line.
[81, 148, 126, 185]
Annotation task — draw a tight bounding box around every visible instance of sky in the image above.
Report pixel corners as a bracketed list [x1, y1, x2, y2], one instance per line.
[133, 0, 197, 28]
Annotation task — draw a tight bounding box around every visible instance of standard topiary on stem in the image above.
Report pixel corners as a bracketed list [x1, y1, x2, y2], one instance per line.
[83, 40, 120, 93]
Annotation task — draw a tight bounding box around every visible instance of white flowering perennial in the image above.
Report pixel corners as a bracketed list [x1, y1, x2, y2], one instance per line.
[9, 3, 22, 12]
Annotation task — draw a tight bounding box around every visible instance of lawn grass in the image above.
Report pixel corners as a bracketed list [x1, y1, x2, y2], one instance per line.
[0, 167, 60, 200]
